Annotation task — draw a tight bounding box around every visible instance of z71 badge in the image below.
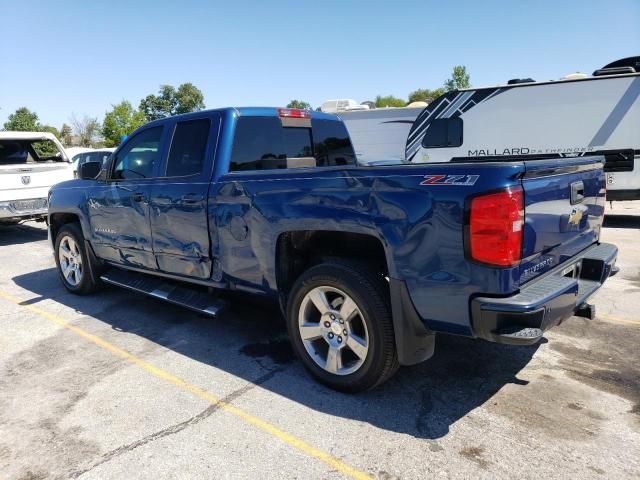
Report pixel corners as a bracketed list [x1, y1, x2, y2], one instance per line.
[420, 174, 479, 186]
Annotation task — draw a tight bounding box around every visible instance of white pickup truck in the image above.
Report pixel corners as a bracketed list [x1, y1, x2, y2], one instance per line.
[0, 131, 72, 225]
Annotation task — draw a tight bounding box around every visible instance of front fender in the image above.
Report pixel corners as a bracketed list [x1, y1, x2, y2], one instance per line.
[48, 180, 93, 242]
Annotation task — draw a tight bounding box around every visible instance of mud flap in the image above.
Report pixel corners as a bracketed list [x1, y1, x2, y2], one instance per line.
[389, 278, 435, 365]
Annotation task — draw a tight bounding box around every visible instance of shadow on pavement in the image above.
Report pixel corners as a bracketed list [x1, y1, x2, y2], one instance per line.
[13, 266, 540, 440]
[0, 223, 48, 246]
[603, 214, 640, 229]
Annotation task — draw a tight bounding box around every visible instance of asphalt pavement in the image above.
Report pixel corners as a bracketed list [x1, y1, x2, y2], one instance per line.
[0, 202, 639, 479]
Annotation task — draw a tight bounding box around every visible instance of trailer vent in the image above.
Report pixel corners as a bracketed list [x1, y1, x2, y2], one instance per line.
[507, 78, 535, 84]
[593, 66, 636, 77]
[595, 56, 640, 76]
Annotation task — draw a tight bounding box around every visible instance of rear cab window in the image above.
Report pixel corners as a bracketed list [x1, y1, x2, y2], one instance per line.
[0, 139, 64, 165]
[230, 116, 356, 172]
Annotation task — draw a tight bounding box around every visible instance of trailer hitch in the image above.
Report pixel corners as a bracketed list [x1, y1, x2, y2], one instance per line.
[575, 303, 596, 320]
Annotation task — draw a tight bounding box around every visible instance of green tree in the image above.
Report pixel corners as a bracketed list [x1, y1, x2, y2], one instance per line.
[3, 107, 39, 131]
[444, 65, 471, 91]
[286, 100, 312, 109]
[139, 85, 176, 121]
[60, 123, 73, 146]
[38, 125, 60, 140]
[375, 95, 406, 108]
[175, 83, 206, 115]
[102, 101, 147, 147]
[2, 108, 62, 157]
[407, 87, 446, 104]
[139, 83, 205, 121]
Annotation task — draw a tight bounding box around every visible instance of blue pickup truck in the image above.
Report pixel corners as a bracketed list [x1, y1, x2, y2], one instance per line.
[47, 107, 617, 391]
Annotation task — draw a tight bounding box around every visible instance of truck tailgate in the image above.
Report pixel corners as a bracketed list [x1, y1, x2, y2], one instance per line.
[520, 156, 606, 284]
[0, 163, 72, 202]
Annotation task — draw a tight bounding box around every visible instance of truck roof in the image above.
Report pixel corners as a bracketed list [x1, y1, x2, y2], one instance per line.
[234, 107, 338, 121]
[0, 131, 60, 141]
[143, 107, 341, 126]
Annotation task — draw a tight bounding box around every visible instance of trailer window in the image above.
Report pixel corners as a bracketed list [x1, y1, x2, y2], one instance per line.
[422, 117, 463, 148]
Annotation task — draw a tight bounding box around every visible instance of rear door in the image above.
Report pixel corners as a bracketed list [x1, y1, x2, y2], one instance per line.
[148, 115, 220, 279]
[213, 113, 357, 291]
[519, 156, 606, 284]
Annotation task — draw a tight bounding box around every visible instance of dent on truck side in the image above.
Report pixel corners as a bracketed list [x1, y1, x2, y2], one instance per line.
[210, 162, 525, 340]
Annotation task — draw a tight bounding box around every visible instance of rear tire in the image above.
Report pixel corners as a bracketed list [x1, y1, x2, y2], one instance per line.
[54, 223, 102, 295]
[286, 260, 399, 392]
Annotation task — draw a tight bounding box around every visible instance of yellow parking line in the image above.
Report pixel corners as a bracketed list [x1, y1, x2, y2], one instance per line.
[0, 291, 371, 480]
[597, 312, 640, 326]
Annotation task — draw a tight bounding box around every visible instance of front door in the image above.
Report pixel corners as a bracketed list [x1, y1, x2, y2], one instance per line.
[87, 125, 165, 270]
[148, 115, 220, 279]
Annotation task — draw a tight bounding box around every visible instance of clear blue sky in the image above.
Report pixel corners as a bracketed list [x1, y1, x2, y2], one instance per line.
[1, 0, 638, 129]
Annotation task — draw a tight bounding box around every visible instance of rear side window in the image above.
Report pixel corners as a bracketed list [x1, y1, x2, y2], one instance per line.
[166, 119, 210, 177]
[31, 140, 62, 159]
[422, 117, 463, 148]
[312, 119, 356, 166]
[0, 141, 30, 165]
[230, 117, 355, 172]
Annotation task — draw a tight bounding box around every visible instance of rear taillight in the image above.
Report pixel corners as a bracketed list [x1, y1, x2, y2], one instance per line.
[468, 187, 524, 267]
[277, 108, 311, 118]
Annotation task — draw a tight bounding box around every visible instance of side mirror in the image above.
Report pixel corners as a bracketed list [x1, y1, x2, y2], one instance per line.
[79, 161, 101, 180]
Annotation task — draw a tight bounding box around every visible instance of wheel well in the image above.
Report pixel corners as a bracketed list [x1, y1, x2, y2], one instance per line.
[49, 213, 81, 246]
[276, 230, 388, 297]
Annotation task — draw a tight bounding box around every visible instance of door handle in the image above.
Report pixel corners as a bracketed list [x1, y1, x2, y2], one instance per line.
[132, 192, 145, 202]
[181, 193, 204, 204]
[116, 183, 134, 192]
[570, 181, 584, 205]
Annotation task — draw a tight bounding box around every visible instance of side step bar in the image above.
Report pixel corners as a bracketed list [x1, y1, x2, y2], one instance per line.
[101, 269, 225, 317]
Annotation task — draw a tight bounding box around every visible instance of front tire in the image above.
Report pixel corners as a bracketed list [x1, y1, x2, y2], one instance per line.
[54, 223, 101, 294]
[286, 261, 399, 392]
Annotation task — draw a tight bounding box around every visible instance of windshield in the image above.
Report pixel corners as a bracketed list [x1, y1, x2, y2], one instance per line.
[0, 139, 64, 165]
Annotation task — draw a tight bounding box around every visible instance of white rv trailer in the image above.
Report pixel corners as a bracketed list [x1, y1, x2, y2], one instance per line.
[320, 99, 370, 113]
[338, 107, 424, 164]
[405, 57, 640, 201]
